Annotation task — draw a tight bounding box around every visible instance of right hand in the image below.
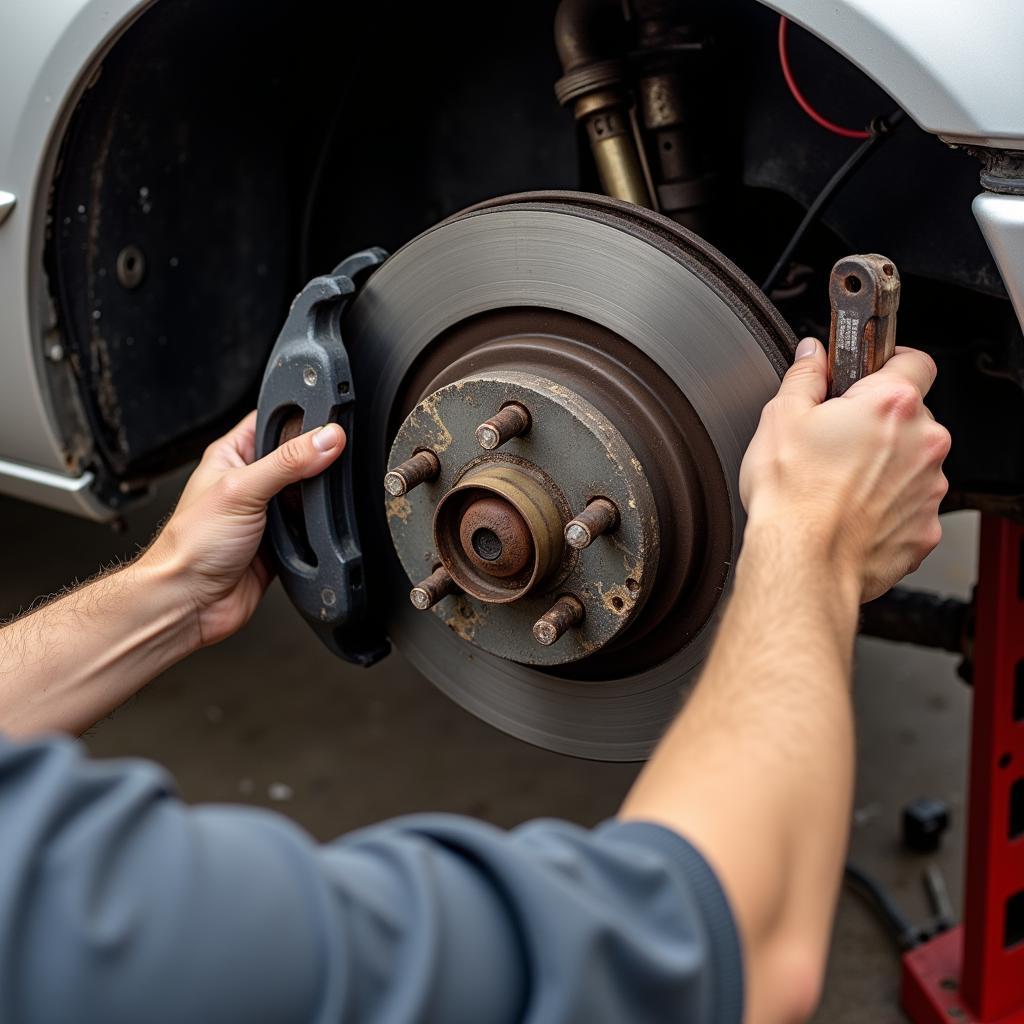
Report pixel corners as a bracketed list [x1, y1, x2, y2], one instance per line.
[739, 337, 951, 601]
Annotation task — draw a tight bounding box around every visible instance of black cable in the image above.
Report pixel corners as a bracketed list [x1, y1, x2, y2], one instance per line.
[843, 860, 922, 952]
[298, 104, 348, 284]
[761, 110, 905, 295]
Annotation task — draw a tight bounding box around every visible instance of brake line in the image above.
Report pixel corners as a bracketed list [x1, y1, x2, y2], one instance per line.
[761, 109, 904, 295]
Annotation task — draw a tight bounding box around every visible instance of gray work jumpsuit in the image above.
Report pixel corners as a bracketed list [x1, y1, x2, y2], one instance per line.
[0, 734, 742, 1023]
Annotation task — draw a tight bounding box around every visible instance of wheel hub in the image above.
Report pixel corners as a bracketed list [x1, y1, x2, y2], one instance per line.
[386, 370, 660, 665]
[437, 461, 564, 604]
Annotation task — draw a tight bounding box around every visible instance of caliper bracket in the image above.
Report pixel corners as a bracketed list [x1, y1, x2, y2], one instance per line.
[255, 248, 390, 666]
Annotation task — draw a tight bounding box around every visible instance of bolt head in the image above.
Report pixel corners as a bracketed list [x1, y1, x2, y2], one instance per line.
[384, 471, 407, 497]
[321, 587, 336, 607]
[533, 620, 558, 646]
[116, 244, 146, 289]
[410, 587, 431, 610]
[564, 522, 592, 549]
[303, 365, 318, 387]
[476, 424, 500, 450]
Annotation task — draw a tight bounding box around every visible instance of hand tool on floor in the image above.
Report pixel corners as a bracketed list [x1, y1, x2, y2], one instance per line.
[827, 253, 901, 396]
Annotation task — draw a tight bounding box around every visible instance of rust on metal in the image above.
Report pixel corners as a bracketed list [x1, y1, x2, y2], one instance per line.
[457, 495, 535, 578]
[433, 460, 565, 605]
[565, 497, 620, 549]
[475, 402, 531, 450]
[410, 566, 458, 610]
[385, 494, 413, 523]
[384, 449, 440, 497]
[445, 596, 484, 642]
[533, 594, 586, 646]
[828, 254, 900, 397]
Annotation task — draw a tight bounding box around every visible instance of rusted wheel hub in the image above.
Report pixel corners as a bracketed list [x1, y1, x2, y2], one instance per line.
[440, 464, 560, 601]
[386, 371, 659, 665]
[456, 494, 534, 581]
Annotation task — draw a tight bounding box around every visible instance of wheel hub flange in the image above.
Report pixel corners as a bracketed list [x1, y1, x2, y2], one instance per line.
[385, 370, 660, 666]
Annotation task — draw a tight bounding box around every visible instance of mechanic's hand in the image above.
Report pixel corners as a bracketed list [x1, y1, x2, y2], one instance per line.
[140, 411, 345, 647]
[739, 338, 950, 601]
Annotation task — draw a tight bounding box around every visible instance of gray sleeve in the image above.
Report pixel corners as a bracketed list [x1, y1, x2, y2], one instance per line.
[0, 734, 742, 1024]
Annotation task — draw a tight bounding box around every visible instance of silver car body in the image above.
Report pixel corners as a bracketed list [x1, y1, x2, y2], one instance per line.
[0, 0, 1022, 516]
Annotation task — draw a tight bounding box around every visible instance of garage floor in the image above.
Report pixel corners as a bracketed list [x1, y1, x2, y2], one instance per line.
[0, 482, 975, 1023]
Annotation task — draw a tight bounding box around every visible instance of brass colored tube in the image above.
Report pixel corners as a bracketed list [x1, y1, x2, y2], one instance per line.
[586, 112, 651, 207]
[554, 0, 653, 210]
[574, 90, 651, 207]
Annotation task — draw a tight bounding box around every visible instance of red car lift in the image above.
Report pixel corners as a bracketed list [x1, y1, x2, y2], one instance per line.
[902, 515, 1024, 1023]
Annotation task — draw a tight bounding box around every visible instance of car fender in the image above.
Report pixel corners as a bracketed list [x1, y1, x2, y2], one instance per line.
[763, 0, 1024, 148]
[0, 0, 152, 515]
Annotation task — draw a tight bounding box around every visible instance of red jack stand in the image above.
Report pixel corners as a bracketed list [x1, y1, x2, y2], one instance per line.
[902, 515, 1024, 1023]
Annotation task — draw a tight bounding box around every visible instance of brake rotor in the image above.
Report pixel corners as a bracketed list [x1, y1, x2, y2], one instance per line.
[345, 192, 794, 760]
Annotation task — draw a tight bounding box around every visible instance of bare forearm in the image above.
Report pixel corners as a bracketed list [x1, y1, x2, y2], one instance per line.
[621, 339, 947, 1021]
[621, 518, 860, 1019]
[0, 561, 197, 737]
[0, 416, 345, 739]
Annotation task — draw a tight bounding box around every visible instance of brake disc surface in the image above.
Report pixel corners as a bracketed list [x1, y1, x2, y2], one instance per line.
[345, 192, 793, 760]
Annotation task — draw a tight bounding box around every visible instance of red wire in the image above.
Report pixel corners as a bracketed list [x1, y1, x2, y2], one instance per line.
[777, 17, 871, 140]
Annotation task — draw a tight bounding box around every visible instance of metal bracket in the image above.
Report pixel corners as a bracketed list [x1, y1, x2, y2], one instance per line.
[827, 253, 900, 398]
[255, 247, 390, 667]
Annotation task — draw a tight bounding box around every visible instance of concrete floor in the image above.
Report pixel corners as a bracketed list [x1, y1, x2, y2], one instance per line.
[0, 482, 976, 1023]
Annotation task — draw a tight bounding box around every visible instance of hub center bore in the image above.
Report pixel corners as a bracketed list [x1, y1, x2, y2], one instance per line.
[472, 529, 502, 561]
[459, 496, 531, 577]
[436, 461, 565, 604]
[457, 493, 535, 581]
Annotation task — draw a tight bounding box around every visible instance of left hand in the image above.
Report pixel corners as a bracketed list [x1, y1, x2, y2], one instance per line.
[141, 411, 346, 648]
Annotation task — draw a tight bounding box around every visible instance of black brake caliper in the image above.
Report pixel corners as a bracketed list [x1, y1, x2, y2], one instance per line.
[255, 248, 390, 666]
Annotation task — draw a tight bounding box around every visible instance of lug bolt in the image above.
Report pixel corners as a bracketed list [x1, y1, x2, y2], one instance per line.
[385, 450, 441, 497]
[475, 403, 531, 450]
[533, 595, 585, 646]
[410, 566, 457, 610]
[564, 498, 620, 550]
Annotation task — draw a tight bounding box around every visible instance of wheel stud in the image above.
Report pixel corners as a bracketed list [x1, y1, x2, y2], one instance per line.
[533, 595, 585, 646]
[475, 403, 531, 450]
[564, 498, 620, 550]
[410, 566, 457, 610]
[385, 450, 441, 497]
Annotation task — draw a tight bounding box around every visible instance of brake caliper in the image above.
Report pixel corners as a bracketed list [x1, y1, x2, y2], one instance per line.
[255, 248, 389, 666]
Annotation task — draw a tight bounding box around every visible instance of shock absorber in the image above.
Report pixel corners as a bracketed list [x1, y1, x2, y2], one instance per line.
[553, 0, 717, 233]
[631, 0, 716, 234]
[553, 0, 653, 209]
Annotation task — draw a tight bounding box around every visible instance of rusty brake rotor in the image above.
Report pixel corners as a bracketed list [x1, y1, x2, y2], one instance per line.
[345, 191, 794, 760]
